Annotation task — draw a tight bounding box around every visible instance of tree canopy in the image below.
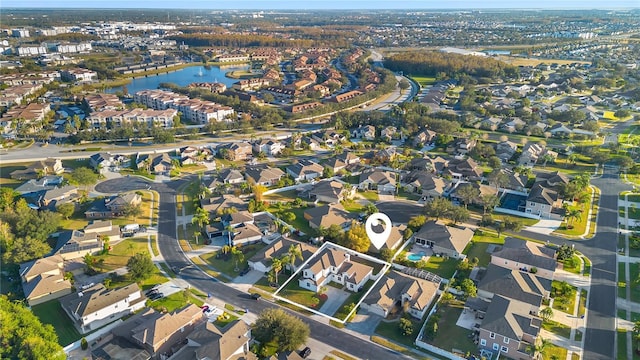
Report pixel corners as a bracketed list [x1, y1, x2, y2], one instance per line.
[252, 308, 310, 353]
[0, 296, 66, 360]
[339, 221, 371, 253]
[126, 252, 155, 281]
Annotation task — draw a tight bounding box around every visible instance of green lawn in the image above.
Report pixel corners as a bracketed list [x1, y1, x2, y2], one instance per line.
[341, 199, 364, 213]
[630, 262, 640, 303]
[201, 243, 265, 278]
[426, 304, 477, 354]
[554, 198, 592, 236]
[31, 300, 82, 346]
[264, 190, 299, 202]
[94, 237, 151, 272]
[578, 290, 587, 317]
[617, 329, 628, 360]
[213, 312, 239, 328]
[332, 280, 374, 321]
[463, 232, 505, 267]
[561, 255, 582, 274]
[149, 289, 204, 313]
[541, 319, 571, 339]
[410, 75, 436, 86]
[583, 256, 592, 276]
[277, 277, 326, 309]
[494, 214, 539, 226]
[423, 256, 459, 279]
[360, 190, 379, 202]
[619, 262, 628, 299]
[542, 344, 568, 360]
[630, 206, 640, 221]
[551, 281, 577, 314]
[375, 316, 422, 347]
[268, 206, 313, 236]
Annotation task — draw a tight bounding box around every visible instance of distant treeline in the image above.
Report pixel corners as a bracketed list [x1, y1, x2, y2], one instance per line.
[31, 33, 99, 44]
[385, 51, 519, 80]
[168, 34, 314, 48]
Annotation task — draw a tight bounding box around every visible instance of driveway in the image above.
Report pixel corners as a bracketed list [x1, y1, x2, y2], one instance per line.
[319, 287, 350, 317]
[524, 218, 562, 235]
[229, 270, 264, 292]
[346, 309, 382, 335]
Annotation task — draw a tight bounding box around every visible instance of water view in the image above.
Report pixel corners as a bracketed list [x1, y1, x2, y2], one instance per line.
[107, 64, 250, 94]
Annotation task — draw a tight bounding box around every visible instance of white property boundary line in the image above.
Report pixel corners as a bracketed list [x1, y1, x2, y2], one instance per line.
[272, 241, 391, 324]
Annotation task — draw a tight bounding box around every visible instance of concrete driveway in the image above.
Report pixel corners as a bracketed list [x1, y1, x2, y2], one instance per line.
[319, 287, 350, 317]
[524, 218, 562, 235]
[346, 309, 382, 335]
[229, 270, 264, 292]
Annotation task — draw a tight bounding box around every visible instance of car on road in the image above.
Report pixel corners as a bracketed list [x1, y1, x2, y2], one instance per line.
[299, 347, 311, 358]
[250, 293, 261, 300]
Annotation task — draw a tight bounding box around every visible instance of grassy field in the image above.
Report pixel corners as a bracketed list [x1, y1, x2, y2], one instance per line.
[374, 316, 422, 348]
[427, 304, 477, 354]
[631, 262, 640, 303]
[496, 55, 590, 67]
[619, 262, 628, 299]
[423, 256, 459, 279]
[148, 289, 204, 313]
[31, 300, 82, 346]
[463, 232, 505, 267]
[410, 75, 436, 86]
[617, 329, 628, 360]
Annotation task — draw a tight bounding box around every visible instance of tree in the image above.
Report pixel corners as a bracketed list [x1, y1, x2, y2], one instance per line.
[287, 244, 302, 273]
[449, 206, 470, 224]
[488, 170, 509, 193]
[398, 79, 411, 93]
[3, 236, 51, 265]
[339, 221, 370, 253]
[323, 166, 334, 178]
[399, 318, 414, 336]
[70, 167, 98, 191]
[633, 320, 640, 352]
[56, 202, 75, 220]
[380, 248, 394, 262]
[459, 278, 477, 298]
[423, 197, 453, 220]
[123, 203, 143, 221]
[556, 244, 575, 261]
[363, 203, 378, 216]
[271, 257, 283, 284]
[232, 246, 245, 272]
[0, 296, 66, 360]
[282, 212, 296, 224]
[540, 307, 554, 322]
[504, 218, 524, 233]
[564, 208, 582, 229]
[253, 309, 310, 353]
[481, 194, 500, 214]
[191, 207, 210, 244]
[615, 109, 632, 119]
[252, 184, 267, 203]
[455, 184, 480, 209]
[127, 252, 155, 281]
[407, 215, 427, 231]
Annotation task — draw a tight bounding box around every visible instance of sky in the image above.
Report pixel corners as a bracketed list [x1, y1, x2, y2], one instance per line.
[2, 0, 639, 9]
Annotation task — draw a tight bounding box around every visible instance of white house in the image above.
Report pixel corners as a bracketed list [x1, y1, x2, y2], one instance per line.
[298, 246, 375, 293]
[60, 283, 146, 333]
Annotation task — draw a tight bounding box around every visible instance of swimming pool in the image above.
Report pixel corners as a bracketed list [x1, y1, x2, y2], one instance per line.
[407, 251, 426, 262]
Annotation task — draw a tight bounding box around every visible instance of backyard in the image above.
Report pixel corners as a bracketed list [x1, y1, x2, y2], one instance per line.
[421, 256, 459, 279]
[462, 231, 505, 267]
[32, 299, 82, 346]
[374, 315, 423, 347]
[424, 303, 477, 355]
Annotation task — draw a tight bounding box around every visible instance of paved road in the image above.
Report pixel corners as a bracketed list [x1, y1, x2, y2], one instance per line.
[96, 177, 412, 360]
[375, 200, 424, 224]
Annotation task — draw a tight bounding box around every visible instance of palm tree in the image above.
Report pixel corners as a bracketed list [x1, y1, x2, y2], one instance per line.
[564, 208, 582, 229]
[191, 207, 210, 244]
[633, 320, 640, 352]
[271, 257, 283, 284]
[539, 307, 553, 323]
[287, 245, 302, 274]
[231, 246, 244, 272]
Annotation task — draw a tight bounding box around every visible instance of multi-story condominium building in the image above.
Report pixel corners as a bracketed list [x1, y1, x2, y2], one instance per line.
[87, 108, 177, 129]
[134, 89, 233, 123]
[61, 68, 98, 82]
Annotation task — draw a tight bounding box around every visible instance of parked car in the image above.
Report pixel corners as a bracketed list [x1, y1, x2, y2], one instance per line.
[299, 347, 311, 358]
[145, 289, 158, 296]
[239, 267, 250, 276]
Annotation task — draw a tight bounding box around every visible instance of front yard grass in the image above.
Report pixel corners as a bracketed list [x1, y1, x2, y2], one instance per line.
[561, 255, 582, 274]
[541, 344, 568, 360]
[423, 256, 459, 279]
[212, 312, 239, 328]
[200, 243, 265, 278]
[341, 199, 364, 213]
[630, 262, 640, 303]
[551, 281, 577, 314]
[374, 316, 422, 347]
[541, 319, 571, 339]
[94, 237, 150, 272]
[31, 299, 82, 346]
[277, 278, 327, 310]
[360, 190, 379, 202]
[148, 289, 204, 313]
[583, 256, 591, 276]
[619, 262, 628, 299]
[463, 232, 505, 267]
[494, 214, 539, 226]
[332, 280, 374, 322]
[554, 193, 592, 236]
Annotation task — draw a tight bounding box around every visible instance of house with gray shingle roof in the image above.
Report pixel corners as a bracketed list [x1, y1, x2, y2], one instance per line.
[491, 238, 557, 280]
[299, 245, 374, 293]
[477, 263, 552, 306]
[19, 255, 72, 306]
[362, 270, 439, 319]
[414, 220, 474, 259]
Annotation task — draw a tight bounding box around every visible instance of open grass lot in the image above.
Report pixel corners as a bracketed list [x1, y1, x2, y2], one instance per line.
[359, 190, 379, 202]
[541, 319, 571, 339]
[423, 256, 459, 279]
[31, 299, 82, 346]
[200, 242, 265, 278]
[94, 237, 150, 272]
[617, 329, 628, 360]
[426, 303, 477, 354]
[463, 232, 505, 267]
[264, 189, 299, 202]
[496, 55, 590, 67]
[410, 75, 436, 86]
[375, 316, 422, 347]
[541, 344, 568, 360]
[148, 289, 204, 313]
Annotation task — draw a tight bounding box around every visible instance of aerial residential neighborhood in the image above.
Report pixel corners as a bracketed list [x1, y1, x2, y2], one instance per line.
[0, 3, 639, 360]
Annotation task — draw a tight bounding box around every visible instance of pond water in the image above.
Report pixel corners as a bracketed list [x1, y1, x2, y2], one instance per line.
[107, 64, 250, 94]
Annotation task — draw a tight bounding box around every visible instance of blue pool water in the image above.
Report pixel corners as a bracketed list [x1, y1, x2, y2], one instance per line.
[407, 251, 426, 262]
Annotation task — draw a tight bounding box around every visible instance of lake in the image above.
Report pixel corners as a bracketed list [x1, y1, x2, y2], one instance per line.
[107, 64, 250, 94]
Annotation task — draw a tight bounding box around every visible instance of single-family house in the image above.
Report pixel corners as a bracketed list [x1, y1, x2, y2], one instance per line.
[548, 123, 572, 137]
[224, 142, 253, 161]
[309, 180, 354, 204]
[323, 157, 347, 174]
[60, 283, 146, 333]
[40, 184, 78, 208]
[403, 170, 446, 199]
[525, 183, 562, 219]
[10, 158, 64, 180]
[449, 182, 495, 206]
[19, 255, 72, 306]
[85, 192, 142, 219]
[337, 152, 361, 165]
[490, 238, 557, 280]
[368, 224, 406, 254]
[381, 126, 397, 141]
[443, 158, 483, 181]
[477, 263, 552, 306]
[413, 129, 437, 147]
[303, 203, 352, 229]
[218, 168, 245, 185]
[477, 295, 542, 360]
[359, 169, 396, 194]
[480, 117, 502, 131]
[248, 237, 316, 273]
[446, 138, 477, 155]
[299, 246, 375, 293]
[245, 165, 285, 186]
[414, 220, 474, 258]
[361, 270, 439, 319]
[230, 222, 263, 246]
[169, 319, 252, 360]
[286, 159, 324, 182]
[252, 139, 285, 156]
[351, 125, 375, 140]
[495, 141, 518, 163]
[201, 195, 247, 215]
[410, 156, 448, 173]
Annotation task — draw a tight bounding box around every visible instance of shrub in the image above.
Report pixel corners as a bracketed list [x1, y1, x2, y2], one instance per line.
[81, 337, 88, 350]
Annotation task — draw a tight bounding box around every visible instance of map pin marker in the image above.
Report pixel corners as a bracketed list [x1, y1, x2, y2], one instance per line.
[365, 212, 393, 250]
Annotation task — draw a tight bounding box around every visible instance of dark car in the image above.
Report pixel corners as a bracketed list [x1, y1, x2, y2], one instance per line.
[145, 289, 158, 296]
[149, 293, 163, 300]
[299, 347, 311, 358]
[251, 293, 261, 300]
[239, 267, 250, 276]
